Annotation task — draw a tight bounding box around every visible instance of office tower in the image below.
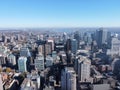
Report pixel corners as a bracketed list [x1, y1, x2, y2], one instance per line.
[83, 32, 93, 45]
[2, 34, 5, 42]
[37, 35, 40, 40]
[87, 34, 93, 45]
[0, 46, 7, 65]
[77, 56, 91, 82]
[107, 37, 120, 56]
[95, 28, 108, 48]
[71, 39, 77, 54]
[63, 32, 68, 42]
[96, 29, 102, 48]
[61, 67, 76, 90]
[46, 55, 53, 67]
[45, 44, 52, 55]
[52, 51, 57, 58]
[66, 39, 71, 52]
[20, 71, 40, 90]
[40, 34, 44, 40]
[0, 74, 3, 90]
[35, 54, 44, 71]
[18, 57, 27, 72]
[102, 30, 108, 44]
[20, 47, 31, 57]
[2, 34, 7, 43]
[47, 38, 54, 51]
[16, 34, 21, 41]
[112, 58, 120, 74]
[83, 32, 88, 44]
[74, 31, 80, 49]
[0, 56, 6, 65]
[38, 45, 44, 54]
[7, 54, 16, 66]
[10, 36, 15, 42]
[107, 32, 111, 48]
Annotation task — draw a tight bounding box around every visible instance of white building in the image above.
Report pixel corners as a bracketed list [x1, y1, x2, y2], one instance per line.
[61, 67, 76, 90]
[46, 56, 53, 67]
[38, 45, 44, 54]
[7, 54, 16, 66]
[21, 71, 40, 90]
[91, 84, 110, 90]
[107, 37, 120, 56]
[18, 57, 27, 72]
[77, 55, 91, 82]
[71, 39, 77, 54]
[47, 39, 54, 51]
[35, 54, 44, 71]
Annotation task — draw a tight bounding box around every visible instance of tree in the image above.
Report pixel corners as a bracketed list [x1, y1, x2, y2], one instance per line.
[6, 68, 12, 72]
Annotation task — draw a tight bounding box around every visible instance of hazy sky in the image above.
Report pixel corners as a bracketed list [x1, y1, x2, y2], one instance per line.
[0, 0, 120, 28]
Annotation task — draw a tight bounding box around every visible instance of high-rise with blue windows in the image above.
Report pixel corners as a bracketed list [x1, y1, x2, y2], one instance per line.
[18, 57, 27, 72]
[96, 28, 108, 48]
[71, 39, 78, 54]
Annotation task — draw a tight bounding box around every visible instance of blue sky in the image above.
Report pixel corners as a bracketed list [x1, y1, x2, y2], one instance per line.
[0, 0, 120, 28]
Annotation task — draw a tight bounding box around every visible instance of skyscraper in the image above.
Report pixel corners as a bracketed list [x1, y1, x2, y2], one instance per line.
[20, 47, 31, 57]
[35, 54, 44, 71]
[66, 39, 71, 52]
[61, 67, 76, 90]
[111, 58, 120, 75]
[71, 39, 77, 54]
[95, 28, 108, 48]
[7, 53, 16, 66]
[74, 31, 80, 49]
[47, 38, 54, 51]
[77, 56, 91, 82]
[46, 55, 53, 67]
[107, 37, 120, 56]
[18, 57, 27, 72]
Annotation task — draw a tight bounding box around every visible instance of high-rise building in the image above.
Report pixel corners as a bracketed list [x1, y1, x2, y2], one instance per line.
[10, 36, 15, 42]
[40, 35, 44, 40]
[95, 28, 108, 48]
[38, 45, 44, 54]
[71, 39, 77, 54]
[107, 31, 111, 48]
[20, 71, 40, 90]
[35, 54, 44, 71]
[47, 39, 54, 51]
[18, 57, 27, 72]
[37, 35, 40, 40]
[111, 58, 120, 75]
[20, 47, 31, 57]
[107, 37, 120, 56]
[66, 39, 71, 52]
[83, 32, 93, 45]
[76, 55, 91, 82]
[52, 51, 57, 58]
[61, 67, 76, 90]
[74, 31, 80, 49]
[0, 56, 6, 65]
[2, 34, 7, 43]
[45, 44, 52, 55]
[7, 54, 16, 66]
[63, 32, 68, 42]
[46, 55, 53, 67]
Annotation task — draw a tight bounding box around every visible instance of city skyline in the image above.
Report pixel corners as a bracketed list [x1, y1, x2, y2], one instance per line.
[0, 0, 120, 28]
